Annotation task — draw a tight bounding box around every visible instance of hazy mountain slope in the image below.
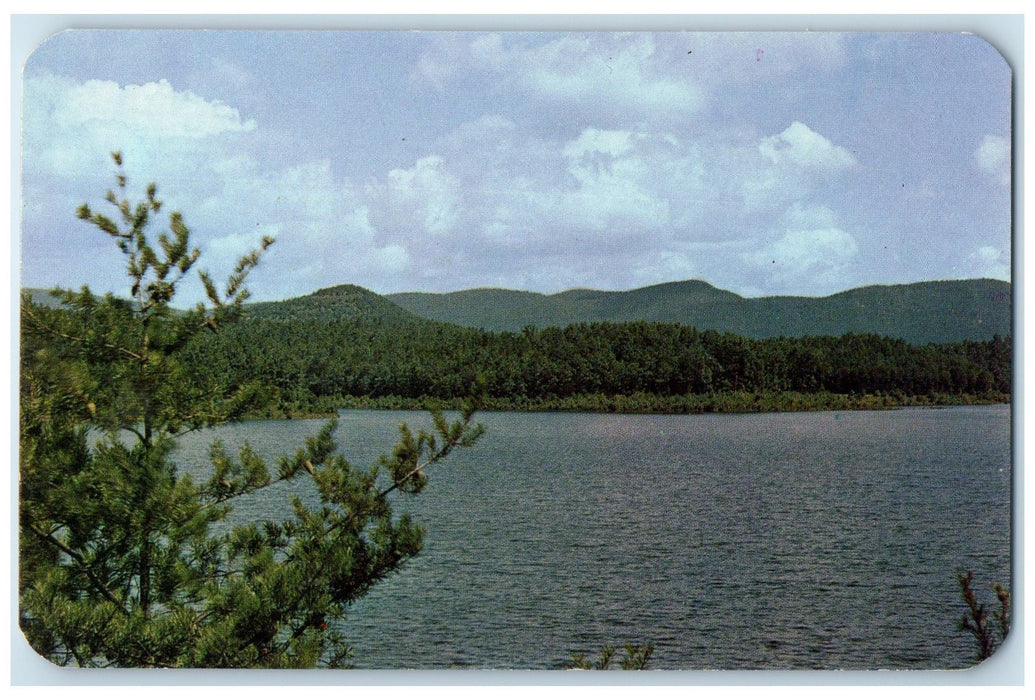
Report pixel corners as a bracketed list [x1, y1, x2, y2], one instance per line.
[23, 278, 1011, 344]
[388, 279, 1012, 344]
[20, 283, 434, 328]
[20, 288, 66, 308]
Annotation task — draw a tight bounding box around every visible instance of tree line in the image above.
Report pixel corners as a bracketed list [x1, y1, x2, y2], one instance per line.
[173, 312, 1011, 415]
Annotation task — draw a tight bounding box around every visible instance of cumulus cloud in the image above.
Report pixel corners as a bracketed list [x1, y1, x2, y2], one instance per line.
[759, 121, 856, 172]
[416, 32, 848, 126]
[557, 128, 670, 231]
[562, 128, 636, 159]
[524, 34, 701, 113]
[747, 226, 859, 277]
[780, 202, 840, 229]
[742, 199, 860, 294]
[344, 115, 862, 293]
[383, 156, 461, 236]
[19, 72, 869, 300]
[21, 74, 268, 298]
[631, 250, 698, 286]
[50, 77, 255, 137]
[384, 122, 676, 247]
[741, 122, 857, 212]
[20, 73, 417, 301]
[23, 74, 256, 180]
[20, 31, 1014, 301]
[194, 159, 418, 300]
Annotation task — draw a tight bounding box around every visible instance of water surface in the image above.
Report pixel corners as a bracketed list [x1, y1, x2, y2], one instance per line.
[172, 405, 1012, 670]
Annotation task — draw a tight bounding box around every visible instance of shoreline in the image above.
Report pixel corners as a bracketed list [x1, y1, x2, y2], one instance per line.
[246, 390, 1011, 420]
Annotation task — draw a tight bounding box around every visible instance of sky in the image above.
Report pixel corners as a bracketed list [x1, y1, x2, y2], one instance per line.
[18, 28, 1013, 304]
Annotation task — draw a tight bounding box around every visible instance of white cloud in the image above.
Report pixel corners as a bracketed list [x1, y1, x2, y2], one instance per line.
[21, 73, 426, 302]
[741, 200, 861, 292]
[562, 128, 636, 159]
[753, 227, 858, 271]
[759, 121, 856, 172]
[19, 73, 867, 301]
[417, 33, 849, 123]
[382, 123, 676, 252]
[419, 33, 705, 117]
[741, 123, 857, 212]
[22, 74, 271, 298]
[469, 33, 508, 70]
[633, 250, 697, 285]
[745, 224, 860, 294]
[22, 73, 259, 200]
[371, 244, 411, 273]
[351, 115, 864, 293]
[975, 135, 1009, 170]
[974, 245, 1010, 279]
[975, 134, 1010, 186]
[197, 159, 427, 300]
[384, 156, 461, 236]
[555, 129, 671, 231]
[781, 202, 840, 229]
[978, 245, 1002, 262]
[51, 78, 255, 137]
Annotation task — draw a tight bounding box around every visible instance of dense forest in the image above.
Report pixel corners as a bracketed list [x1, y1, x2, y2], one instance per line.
[147, 286, 1009, 417]
[23, 282, 1011, 417]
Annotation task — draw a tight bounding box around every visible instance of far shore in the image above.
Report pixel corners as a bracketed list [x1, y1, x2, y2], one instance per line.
[244, 390, 1010, 420]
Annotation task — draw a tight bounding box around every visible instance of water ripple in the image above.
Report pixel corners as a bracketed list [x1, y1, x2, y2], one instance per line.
[171, 405, 1011, 670]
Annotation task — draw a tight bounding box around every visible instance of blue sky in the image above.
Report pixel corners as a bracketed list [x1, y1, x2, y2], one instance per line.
[19, 29, 1012, 303]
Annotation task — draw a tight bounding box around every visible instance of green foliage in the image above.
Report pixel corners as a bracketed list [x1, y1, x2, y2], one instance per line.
[28, 274, 1011, 418]
[247, 284, 426, 325]
[177, 299, 1011, 418]
[957, 570, 1010, 662]
[19, 154, 483, 668]
[570, 643, 654, 670]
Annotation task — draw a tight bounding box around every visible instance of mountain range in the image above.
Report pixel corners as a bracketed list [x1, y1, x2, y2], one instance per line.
[24, 278, 1012, 346]
[386, 278, 1011, 345]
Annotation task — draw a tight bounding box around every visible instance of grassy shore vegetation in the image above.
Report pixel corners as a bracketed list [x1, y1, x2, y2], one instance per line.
[253, 389, 1009, 419]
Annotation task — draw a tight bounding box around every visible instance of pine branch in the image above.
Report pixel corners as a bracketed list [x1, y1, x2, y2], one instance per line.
[22, 302, 145, 363]
[25, 521, 126, 612]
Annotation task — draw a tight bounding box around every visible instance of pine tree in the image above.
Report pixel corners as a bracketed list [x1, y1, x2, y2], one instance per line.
[18, 153, 483, 668]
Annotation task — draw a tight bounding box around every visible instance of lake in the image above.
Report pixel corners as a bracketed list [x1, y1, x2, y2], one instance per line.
[171, 405, 1012, 670]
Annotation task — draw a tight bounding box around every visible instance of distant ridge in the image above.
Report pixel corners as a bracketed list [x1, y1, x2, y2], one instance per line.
[22, 278, 1012, 345]
[19, 283, 432, 328]
[387, 278, 1012, 345]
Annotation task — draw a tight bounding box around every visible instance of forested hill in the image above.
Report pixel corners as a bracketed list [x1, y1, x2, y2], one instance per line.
[245, 284, 427, 325]
[23, 277, 1012, 345]
[22, 283, 431, 327]
[22, 281, 1012, 416]
[387, 278, 1012, 345]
